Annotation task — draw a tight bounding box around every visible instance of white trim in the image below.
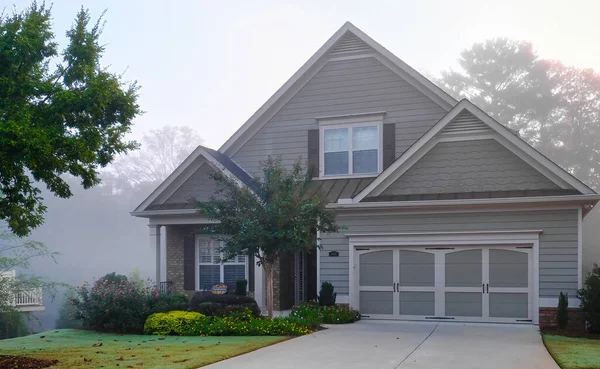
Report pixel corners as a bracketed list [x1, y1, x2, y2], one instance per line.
[148, 215, 218, 226]
[335, 204, 583, 217]
[131, 209, 198, 217]
[315, 174, 377, 181]
[194, 235, 248, 291]
[578, 206, 583, 290]
[254, 253, 264, 312]
[539, 297, 581, 308]
[349, 231, 541, 324]
[353, 100, 596, 202]
[317, 111, 385, 124]
[149, 225, 161, 284]
[327, 53, 378, 62]
[219, 22, 455, 156]
[319, 120, 383, 179]
[332, 194, 600, 210]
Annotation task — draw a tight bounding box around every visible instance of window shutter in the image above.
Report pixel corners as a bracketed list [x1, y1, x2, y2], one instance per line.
[383, 123, 396, 169]
[183, 235, 195, 290]
[307, 129, 319, 177]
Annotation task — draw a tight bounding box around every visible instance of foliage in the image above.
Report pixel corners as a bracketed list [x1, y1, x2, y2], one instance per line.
[143, 311, 206, 336]
[438, 38, 600, 189]
[290, 302, 361, 325]
[197, 157, 340, 318]
[0, 230, 59, 314]
[577, 263, 600, 333]
[557, 292, 569, 329]
[318, 281, 337, 306]
[144, 307, 312, 336]
[0, 3, 141, 236]
[55, 290, 82, 329]
[146, 294, 189, 314]
[0, 311, 28, 339]
[189, 292, 260, 318]
[235, 279, 247, 296]
[70, 273, 158, 333]
[105, 126, 201, 193]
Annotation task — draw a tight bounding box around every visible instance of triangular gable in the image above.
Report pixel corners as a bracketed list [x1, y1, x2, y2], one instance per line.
[218, 22, 457, 157]
[132, 146, 255, 214]
[353, 99, 596, 203]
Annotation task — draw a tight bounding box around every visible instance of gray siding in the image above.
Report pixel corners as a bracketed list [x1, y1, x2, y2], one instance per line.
[320, 209, 578, 298]
[232, 57, 447, 176]
[165, 164, 218, 204]
[382, 140, 560, 196]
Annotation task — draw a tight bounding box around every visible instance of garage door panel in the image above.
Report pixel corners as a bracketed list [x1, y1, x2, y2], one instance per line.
[359, 250, 393, 286]
[399, 250, 434, 287]
[489, 293, 528, 318]
[360, 291, 393, 315]
[445, 292, 483, 317]
[445, 249, 482, 287]
[489, 249, 528, 288]
[399, 291, 434, 316]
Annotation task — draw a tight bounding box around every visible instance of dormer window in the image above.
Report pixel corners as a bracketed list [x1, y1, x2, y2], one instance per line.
[318, 113, 384, 178]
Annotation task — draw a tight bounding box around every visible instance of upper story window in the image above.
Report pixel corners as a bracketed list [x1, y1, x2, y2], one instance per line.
[319, 115, 383, 177]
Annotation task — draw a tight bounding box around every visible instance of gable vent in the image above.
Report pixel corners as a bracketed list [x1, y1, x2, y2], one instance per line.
[330, 32, 372, 56]
[440, 110, 492, 136]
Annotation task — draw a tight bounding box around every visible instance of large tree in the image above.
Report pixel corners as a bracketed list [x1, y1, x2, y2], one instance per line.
[197, 158, 339, 318]
[438, 39, 600, 189]
[0, 3, 141, 236]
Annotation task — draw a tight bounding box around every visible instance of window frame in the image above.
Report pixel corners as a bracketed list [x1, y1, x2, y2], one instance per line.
[318, 116, 384, 179]
[194, 235, 249, 291]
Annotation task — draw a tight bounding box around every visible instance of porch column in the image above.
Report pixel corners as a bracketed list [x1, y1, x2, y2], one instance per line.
[254, 254, 264, 312]
[149, 225, 161, 286]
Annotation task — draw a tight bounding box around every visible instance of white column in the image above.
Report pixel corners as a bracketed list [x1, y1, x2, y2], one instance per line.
[149, 225, 161, 286]
[254, 256, 264, 312]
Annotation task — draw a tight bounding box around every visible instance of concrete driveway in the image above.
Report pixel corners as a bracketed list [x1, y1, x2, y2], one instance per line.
[204, 320, 559, 369]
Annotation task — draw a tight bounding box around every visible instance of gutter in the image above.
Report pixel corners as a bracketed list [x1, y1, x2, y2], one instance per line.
[130, 209, 198, 218]
[328, 194, 600, 210]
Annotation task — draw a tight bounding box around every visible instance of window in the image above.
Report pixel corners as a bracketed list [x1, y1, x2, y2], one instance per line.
[197, 238, 247, 291]
[322, 123, 381, 176]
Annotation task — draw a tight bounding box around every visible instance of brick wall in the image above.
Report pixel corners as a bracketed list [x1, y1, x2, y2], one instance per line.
[539, 308, 586, 331]
[166, 225, 197, 298]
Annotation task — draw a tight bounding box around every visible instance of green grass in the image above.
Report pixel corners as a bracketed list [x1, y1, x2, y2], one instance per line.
[543, 334, 600, 369]
[0, 329, 287, 369]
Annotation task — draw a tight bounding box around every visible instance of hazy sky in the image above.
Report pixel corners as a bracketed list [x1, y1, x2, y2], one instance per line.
[8, 0, 600, 150]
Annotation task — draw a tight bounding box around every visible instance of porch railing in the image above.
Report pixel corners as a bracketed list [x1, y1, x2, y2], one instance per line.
[159, 281, 173, 295]
[14, 287, 43, 306]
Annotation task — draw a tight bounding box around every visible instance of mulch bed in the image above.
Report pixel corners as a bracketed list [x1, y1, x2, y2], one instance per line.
[541, 327, 600, 339]
[0, 355, 58, 369]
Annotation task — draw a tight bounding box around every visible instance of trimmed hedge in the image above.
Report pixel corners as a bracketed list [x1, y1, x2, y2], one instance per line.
[144, 308, 311, 336]
[290, 302, 361, 324]
[189, 292, 260, 318]
[143, 311, 205, 336]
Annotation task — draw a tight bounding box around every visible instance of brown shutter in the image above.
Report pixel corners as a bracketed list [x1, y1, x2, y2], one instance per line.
[183, 235, 195, 291]
[307, 129, 319, 177]
[382, 123, 396, 169]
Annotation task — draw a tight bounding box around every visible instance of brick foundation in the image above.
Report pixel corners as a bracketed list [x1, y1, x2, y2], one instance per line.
[539, 307, 586, 331]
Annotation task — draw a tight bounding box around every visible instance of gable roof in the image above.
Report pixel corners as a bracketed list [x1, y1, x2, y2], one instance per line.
[218, 21, 457, 157]
[353, 99, 597, 202]
[132, 145, 256, 215]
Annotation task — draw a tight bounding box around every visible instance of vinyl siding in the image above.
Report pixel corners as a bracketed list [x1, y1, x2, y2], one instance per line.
[381, 140, 560, 196]
[232, 57, 447, 176]
[165, 164, 217, 204]
[320, 209, 578, 298]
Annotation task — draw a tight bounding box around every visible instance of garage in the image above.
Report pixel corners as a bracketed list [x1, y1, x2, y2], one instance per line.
[355, 245, 533, 323]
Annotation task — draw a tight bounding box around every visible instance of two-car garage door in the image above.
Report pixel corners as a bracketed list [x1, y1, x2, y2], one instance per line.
[357, 246, 532, 323]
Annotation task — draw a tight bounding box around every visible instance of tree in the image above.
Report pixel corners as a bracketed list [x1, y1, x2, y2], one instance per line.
[0, 3, 141, 236]
[54, 290, 81, 329]
[438, 39, 600, 189]
[197, 157, 340, 318]
[105, 126, 202, 193]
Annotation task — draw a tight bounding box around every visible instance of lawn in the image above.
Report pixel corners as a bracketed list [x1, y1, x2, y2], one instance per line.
[543, 334, 600, 369]
[0, 329, 287, 369]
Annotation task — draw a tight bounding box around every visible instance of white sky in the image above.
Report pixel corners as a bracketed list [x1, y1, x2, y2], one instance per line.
[8, 0, 600, 149]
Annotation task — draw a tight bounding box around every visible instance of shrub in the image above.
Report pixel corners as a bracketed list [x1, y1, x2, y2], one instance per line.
[189, 292, 260, 317]
[147, 294, 188, 313]
[318, 282, 336, 306]
[290, 301, 361, 326]
[557, 292, 569, 329]
[70, 273, 155, 333]
[144, 311, 206, 336]
[235, 279, 247, 296]
[577, 263, 600, 333]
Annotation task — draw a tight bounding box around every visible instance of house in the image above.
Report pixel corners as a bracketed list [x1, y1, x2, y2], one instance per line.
[0, 270, 44, 312]
[131, 22, 599, 326]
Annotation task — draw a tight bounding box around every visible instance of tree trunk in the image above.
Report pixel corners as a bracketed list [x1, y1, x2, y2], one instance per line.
[263, 260, 275, 319]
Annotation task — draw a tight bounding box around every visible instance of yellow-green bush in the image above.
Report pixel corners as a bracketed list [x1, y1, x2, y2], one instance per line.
[143, 311, 205, 336]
